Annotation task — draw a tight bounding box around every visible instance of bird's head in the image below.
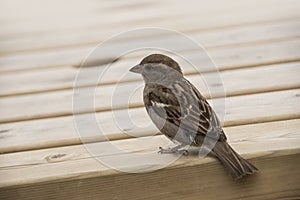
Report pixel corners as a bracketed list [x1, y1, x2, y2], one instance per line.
[129, 54, 183, 81]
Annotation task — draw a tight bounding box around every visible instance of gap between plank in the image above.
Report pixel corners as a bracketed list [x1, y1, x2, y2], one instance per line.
[0, 17, 299, 56]
[1, 59, 299, 98]
[2, 118, 300, 154]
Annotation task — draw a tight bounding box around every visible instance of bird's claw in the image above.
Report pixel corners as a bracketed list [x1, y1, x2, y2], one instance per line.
[158, 147, 189, 156]
[181, 149, 189, 156]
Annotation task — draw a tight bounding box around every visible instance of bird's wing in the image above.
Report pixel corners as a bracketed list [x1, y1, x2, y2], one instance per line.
[188, 80, 227, 141]
[144, 80, 226, 142]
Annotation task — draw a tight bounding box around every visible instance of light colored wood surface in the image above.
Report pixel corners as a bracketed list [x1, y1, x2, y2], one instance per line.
[0, 151, 299, 200]
[0, 33, 299, 73]
[1, 0, 299, 41]
[0, 88, 300, 153]
[0, 120, 300, 199]
[0, 18, 299, 54]
[2, 119, 300, 172]
[1, 82, 299, 124]
[1, 45, 300, 97]
[0, 0, 299, 199]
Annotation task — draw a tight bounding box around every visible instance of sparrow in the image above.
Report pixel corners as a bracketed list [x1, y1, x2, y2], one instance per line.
[129, 54, 258, 179]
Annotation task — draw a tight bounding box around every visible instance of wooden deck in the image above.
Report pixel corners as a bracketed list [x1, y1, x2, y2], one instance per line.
[0, 0, 300, 199]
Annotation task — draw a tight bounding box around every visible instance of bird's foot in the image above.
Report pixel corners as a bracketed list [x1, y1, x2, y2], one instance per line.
[158, 146, 189, 156]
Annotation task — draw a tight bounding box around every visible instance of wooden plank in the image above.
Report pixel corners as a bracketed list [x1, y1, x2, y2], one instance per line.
[0, 30, 299, 74]
[0, 119, 299, 199]
[1, 119, 299, 169]
[0, 31, 299, 77]
[1, 65, 300, 123]
[1, 0, 299, 41]
[0, 52, 299, 97]
[0, 46, 91, 73]
[0, 16, 299, 54]
[0, 88, 299, 153]
[0, 72, 299, 125]
[1, 151, 299, 199]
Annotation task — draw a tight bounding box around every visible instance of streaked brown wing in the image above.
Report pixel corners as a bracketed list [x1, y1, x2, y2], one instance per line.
[144, 80, 226, 141]
[188, 80, 226, 141]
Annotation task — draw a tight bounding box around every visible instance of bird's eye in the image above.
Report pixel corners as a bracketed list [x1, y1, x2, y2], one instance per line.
[144, 65, 151, 71]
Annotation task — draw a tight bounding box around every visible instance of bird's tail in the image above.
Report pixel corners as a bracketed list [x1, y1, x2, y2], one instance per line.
[212, 142, 258, 179]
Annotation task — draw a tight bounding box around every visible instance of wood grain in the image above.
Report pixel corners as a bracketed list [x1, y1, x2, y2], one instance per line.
[1, 0, 299, 41]
[1, 118, 299, 169]
[1, 0, 299, 199]
[0, 40, 300, 97]
[0, 119, 299, 199]
[1, 152, 299, 200]
[1, 69, 300, 124]
[0, 88, 299, 153]
[0, 27, 299, 74]
[0, 17, 299, 54]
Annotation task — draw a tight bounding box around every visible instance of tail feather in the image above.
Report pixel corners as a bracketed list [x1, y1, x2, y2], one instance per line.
[212, 142, 258, 179]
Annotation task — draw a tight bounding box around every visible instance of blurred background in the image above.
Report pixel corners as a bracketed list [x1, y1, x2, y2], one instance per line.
[0, 0, 299, 70]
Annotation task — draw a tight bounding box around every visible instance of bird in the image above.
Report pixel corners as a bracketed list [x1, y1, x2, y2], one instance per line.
[129, 53, 258, 179]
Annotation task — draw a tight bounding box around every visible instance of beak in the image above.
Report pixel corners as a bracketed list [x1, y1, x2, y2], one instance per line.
[129, 64, 142, 74]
